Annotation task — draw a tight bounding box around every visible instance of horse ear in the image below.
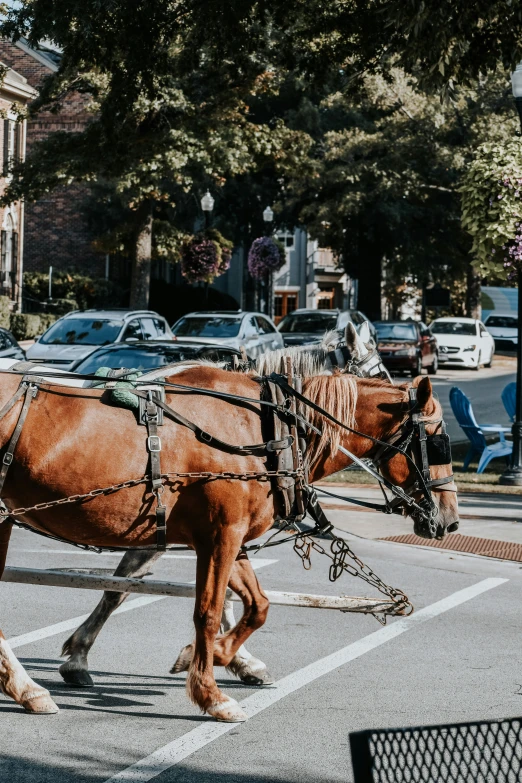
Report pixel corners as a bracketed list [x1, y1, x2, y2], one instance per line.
[413, 376, 433, 408]
[344, 322, 368, 359]
[358, 321, 371, 344]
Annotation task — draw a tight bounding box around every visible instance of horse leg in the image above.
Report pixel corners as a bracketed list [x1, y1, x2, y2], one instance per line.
[0, 522, 58, 713]
[59, 550, 162, 687]
[187, 531, 248, 722]
[220, 556, 272, 684]
[172, 558, 274, 686]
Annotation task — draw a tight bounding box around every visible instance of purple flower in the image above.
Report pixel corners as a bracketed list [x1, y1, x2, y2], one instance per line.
[247, 237, 285, 279]
[181, 238, 220, 283]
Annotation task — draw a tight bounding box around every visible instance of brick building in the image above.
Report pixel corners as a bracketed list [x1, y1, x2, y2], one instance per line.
[0, 39, 105, 291]
[0, 64, 36, 309]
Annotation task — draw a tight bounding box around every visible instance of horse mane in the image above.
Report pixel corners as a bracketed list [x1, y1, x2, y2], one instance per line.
[302, 372, 358, 466]
[255, 331, 338, 377]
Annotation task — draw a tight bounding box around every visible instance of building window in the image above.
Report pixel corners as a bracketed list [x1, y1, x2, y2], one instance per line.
[3, 119, 20, 173]
[317, 288, 335, 309]
[1, 214, 18, 300]
[274, 292, 298, 324]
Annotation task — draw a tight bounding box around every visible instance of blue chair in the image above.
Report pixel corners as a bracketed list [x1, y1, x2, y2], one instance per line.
[502, 381, 516, 422]
[449, 386, 512, 473]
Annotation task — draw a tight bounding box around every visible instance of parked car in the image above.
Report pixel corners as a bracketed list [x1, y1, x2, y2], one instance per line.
[0, 328, 25, 361]
[430, 317, 495, 369]
[277, 308, 375, 347]
[171, 311, 283, 359]
[72, 341, 242, 374]
[374, 321, 438, 377]
[483, 312, 518, 349]
[26, 309, 173, 370]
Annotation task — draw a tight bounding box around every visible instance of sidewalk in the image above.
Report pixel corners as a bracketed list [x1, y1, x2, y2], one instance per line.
[315, 484, 522, 545]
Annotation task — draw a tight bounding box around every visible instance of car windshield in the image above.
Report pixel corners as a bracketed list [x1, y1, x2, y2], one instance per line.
[75, 346, 194, 374]
[485, 315, 518, 328]
[431, 321, 476, 336]
[278, 313, 337, 333]
[40, 318, 124, 346]
[375, 323, 417, 341]
[172, 317, 241, 338]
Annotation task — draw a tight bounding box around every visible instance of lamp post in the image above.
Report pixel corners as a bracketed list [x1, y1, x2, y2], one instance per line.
[200, 190, 214, 229]
[263, 206, 274, 316]
[500, 65, 522, 485]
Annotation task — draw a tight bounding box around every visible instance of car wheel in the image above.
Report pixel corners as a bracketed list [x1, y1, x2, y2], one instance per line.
[474, 351, 482, 371]
[427, 353, 438, 375]
[484, 349, 493, 368]
[411, 356, 422, 377]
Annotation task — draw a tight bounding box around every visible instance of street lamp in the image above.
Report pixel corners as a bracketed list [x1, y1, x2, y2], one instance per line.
[500, 65, 522, 485]
[263, 206, 274, 316]
[263, 205, 274, 226]
[201, 190, 214, 228]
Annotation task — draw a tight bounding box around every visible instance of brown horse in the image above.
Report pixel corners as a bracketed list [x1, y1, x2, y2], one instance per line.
[0, 367, 458, 722]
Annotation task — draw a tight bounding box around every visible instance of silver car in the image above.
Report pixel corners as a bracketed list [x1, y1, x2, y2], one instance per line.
[26, 309, 173, 370]
[171, 311, 284, 359]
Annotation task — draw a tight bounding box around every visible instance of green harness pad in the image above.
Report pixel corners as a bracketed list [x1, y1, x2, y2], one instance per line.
[93, 367, 141, 410]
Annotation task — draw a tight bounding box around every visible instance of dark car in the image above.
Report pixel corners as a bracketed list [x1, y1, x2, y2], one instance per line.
[277, 308, 375, 347]
[374, 321, 438, 377]
[0, 328, 25, 361]
[72, 340, 242, 374]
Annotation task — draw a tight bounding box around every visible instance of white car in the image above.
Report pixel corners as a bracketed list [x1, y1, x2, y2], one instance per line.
[483, 312, 518, 348]
[430, 317, 495, 370]
[171, 311, 284, 359]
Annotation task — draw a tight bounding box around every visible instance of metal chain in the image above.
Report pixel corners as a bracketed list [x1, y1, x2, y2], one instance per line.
[293, 533, 413, 625]
[0, 469, 303, 519]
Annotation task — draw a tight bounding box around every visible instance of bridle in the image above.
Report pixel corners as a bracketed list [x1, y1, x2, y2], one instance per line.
[327, 341, 392, 382]
[268, 375, 456, 540]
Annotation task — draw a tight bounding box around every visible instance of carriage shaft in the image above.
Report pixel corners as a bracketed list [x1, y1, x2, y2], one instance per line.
[1, 566, 395, 613]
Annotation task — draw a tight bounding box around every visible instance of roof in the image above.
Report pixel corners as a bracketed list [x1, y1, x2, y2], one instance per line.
[64, 309, 162, 319]
[15, 38, 60, 72]
[431, 317, 477, 323]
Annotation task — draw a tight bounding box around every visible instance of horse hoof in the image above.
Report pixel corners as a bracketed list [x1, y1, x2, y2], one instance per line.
[207, 697, 247, 723]
[59, 664, 94, 688]
[22, 691, 59, 714]
[170, 644, 193, 674]
[239, 670, 275, 686]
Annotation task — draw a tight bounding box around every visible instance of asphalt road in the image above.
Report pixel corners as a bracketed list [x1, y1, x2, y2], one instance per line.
[1, 510, 521, 783]
[412, 357, 516, 443]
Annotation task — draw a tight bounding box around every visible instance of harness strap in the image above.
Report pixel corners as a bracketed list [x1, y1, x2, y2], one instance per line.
[0, 383, 36, 496]
[144, 393, 167, 551]
[129, 389, 293, 457]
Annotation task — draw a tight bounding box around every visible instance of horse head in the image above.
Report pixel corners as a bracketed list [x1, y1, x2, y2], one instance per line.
[305, 372, 458, 540]
[376, 376, 459, 539]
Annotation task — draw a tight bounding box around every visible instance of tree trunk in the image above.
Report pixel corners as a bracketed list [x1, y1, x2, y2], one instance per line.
[129, 200, 153, 309]
[466, 263, 481, 320]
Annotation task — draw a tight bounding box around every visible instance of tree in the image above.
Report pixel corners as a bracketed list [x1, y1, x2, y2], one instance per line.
[281, 67, 515, 318]
[0, 1, 312, 307]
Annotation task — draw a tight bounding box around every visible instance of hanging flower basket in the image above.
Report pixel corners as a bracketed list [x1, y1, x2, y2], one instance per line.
[181, 237, 220, 283]
[247, 236, 285, 279]
[180, 229, 234, 284]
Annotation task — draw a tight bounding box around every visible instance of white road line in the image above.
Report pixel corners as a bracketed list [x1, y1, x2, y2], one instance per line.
[8, 596, 165, 649]
[103, 577, 508, 783]
[6, 559, 276, 650]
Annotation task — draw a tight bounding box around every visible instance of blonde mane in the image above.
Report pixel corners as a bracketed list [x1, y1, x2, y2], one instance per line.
[302, 372, 358, 465]
[255, 331, 340, 377]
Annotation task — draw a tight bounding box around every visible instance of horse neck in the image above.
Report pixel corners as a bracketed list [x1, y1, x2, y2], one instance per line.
[304, 376, 407, 483]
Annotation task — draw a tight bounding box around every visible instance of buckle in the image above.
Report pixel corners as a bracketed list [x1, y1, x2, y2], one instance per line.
[2, 453, 12, 466]
[200, 431, 212, 443]
[147, 436, 162, 452]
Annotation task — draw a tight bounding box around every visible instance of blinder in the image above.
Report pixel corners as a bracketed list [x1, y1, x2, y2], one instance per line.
[426, 433, 452, 466]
